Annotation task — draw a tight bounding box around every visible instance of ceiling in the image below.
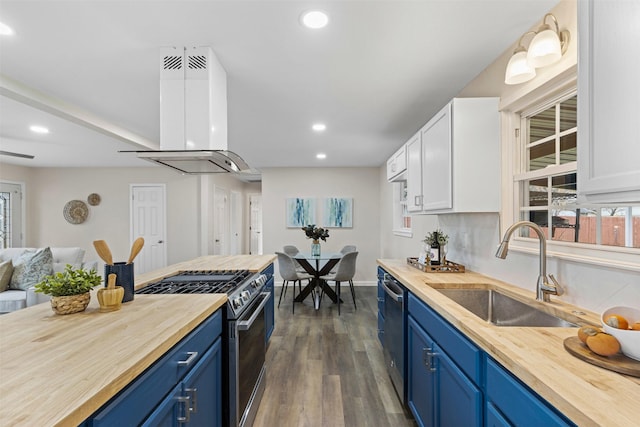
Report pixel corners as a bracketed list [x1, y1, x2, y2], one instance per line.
[0, 0, 558, 173]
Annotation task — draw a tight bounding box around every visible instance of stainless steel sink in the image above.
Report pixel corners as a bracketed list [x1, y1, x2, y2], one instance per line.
[435, 288, 579, 327]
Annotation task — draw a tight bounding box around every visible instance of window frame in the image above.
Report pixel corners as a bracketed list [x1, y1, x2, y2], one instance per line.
[500, 69, 640, 273]
[392, 180, 412, 238]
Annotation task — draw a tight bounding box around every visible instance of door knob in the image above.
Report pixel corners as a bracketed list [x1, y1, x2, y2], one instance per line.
[158, 240, 164, 244]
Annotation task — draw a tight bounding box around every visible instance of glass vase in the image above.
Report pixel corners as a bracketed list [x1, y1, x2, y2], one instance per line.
[311, 240, 321, 257]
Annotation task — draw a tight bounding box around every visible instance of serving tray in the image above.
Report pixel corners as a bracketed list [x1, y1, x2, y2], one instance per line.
[563, 336, 640, 377]
[407, 257, 465, 273]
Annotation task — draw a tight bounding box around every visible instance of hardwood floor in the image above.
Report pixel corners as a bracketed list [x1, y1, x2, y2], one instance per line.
[253, 286, 417, 427]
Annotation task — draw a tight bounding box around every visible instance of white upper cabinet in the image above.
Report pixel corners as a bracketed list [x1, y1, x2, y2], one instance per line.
[386, 144, 408, 182]
[577, 0, 640, 203]
[406, 131, 422, 212]
[407, 98, 500, 214]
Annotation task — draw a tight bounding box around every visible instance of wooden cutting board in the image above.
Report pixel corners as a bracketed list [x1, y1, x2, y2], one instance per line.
[564, 336, 640, 377]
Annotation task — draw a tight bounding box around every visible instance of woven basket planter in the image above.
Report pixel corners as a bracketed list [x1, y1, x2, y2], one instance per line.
[50, 292, 91, 315]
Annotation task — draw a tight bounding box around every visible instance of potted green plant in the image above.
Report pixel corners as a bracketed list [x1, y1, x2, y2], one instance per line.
[302, 224, 330, 256]
[35, 264, 102, 315]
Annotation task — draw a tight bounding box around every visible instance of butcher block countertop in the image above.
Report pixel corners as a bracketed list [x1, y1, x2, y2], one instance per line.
[377, 259, 640, 427]
[0, 254, 275, 427]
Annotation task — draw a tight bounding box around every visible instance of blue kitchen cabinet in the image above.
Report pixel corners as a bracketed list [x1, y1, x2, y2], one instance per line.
[143, 338, 222, 426]
[407, 316, 435, 427]
[407, 295, 482, 427]
[376, 266, 385, 344]
[262, 263, 275, 343]
[486, 358, 575, 427]
[85, 311, 222, 426]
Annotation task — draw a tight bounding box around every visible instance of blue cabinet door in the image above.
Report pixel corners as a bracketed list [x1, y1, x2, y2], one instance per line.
[181, 337, 222, 426]
[408, 316, 436, 427]
[486, 402, 511, 427]
[142, 338, 222, 427]
[486, 358, 575, 427]
[436, 342, 482, 427]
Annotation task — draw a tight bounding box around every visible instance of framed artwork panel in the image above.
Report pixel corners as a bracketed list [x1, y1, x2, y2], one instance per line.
[322, 197, 353, 228]
[286, 198, 316, 227]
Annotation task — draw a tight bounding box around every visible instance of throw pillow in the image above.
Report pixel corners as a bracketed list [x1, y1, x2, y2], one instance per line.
[9, 247, 54, 291]
[0, 259, 13, 292]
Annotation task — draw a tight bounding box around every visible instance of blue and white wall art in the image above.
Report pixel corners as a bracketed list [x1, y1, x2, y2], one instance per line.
[322, 197, 353, 228]
[286, 198, 316, 227]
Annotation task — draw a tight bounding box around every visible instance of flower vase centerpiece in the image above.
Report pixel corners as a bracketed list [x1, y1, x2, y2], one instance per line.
[34, 264, 102, 315]
[302, 224, 329, 256]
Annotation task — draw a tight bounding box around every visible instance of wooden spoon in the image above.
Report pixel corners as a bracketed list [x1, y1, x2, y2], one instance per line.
[93, 240, 113, 265]
[127, 237, 145, 264]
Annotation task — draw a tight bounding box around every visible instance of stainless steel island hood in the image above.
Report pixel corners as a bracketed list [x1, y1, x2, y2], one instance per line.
[132, 46, 250, 174]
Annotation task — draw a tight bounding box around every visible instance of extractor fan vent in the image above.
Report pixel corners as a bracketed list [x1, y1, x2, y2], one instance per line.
[163, 55, 183, 70]
[188, 54, 207, 70]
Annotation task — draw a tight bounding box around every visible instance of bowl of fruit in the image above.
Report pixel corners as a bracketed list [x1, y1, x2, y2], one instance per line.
[601, 306, 640, 361]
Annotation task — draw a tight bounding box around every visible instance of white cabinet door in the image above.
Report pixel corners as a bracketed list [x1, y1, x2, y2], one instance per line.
[578, 0, 640, 203]
[406, 132, 423, 212]
[412, 98, 499, 214]
[387, 144, 408, 182]
[420, 103, 452, 211]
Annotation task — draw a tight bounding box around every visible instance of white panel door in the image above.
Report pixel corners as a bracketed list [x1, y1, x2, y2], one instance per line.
[249, 194, 263, 255]
[0, 182, 23, 248]
[213, 186, 229, 255]
[131, 185, 166, 274]
[230, 190, 242, 255]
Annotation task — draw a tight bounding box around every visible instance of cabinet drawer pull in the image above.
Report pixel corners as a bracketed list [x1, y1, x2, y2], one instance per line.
[426, 348, 438, 372]
[176, 395, 191, 423]
[185, 387, 198, 413]
[177, 351, 198, 367]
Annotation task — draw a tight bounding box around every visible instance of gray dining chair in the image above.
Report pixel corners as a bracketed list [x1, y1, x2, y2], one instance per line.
[276, 251, 312, 313]
[340, 245, 356, 254]
[319, 251, 358, 315]
[283, 245, 307, 274]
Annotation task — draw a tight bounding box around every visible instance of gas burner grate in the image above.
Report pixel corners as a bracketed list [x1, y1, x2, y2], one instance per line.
[138, 270, 252, 295]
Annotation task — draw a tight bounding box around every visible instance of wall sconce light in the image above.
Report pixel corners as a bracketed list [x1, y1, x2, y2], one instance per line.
[505, 13, 570, 85]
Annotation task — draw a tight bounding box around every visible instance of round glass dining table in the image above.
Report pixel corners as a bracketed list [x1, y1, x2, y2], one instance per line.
[293, 252, 343, 310]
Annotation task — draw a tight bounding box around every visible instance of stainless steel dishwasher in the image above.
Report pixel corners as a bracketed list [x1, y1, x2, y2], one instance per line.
[381, 272, 407, 405]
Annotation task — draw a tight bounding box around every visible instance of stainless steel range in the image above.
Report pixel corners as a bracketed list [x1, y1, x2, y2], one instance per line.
[139, 270, 270, 427]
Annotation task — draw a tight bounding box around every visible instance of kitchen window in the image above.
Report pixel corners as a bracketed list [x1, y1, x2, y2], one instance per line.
[507, 81, 640, 270]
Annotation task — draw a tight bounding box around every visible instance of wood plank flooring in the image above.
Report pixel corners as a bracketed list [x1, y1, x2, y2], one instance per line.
[253, 286, 417, 427]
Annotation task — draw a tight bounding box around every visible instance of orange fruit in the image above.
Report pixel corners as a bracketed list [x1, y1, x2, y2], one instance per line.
[586, 333, 620, 356]
[604, 314, 629, 330]
[577, 326, 601, 343]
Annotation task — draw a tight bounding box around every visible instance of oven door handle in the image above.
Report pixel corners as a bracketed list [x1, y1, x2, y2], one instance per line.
[382, 279, 403, 302]
[237, 292, 271, 331]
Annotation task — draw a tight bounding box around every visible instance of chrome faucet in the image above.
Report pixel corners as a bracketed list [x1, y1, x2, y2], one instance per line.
[495, 220, 564, 302]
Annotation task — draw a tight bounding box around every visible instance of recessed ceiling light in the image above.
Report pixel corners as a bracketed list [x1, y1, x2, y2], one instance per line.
[316, 153, 327, 159]
[29, 125, 49, 134]
[301, 10, 329, 29]
[312, 123, 326, 132]
[0, 22, 14, 36]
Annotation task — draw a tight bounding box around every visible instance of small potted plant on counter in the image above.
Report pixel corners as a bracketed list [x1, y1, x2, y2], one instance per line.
[34, 264, 102, 315]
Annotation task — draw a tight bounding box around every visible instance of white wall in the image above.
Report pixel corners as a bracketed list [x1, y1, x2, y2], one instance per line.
[262, 167, 380, 282]
[379, 0, 640, 313]
[0, 164, 259, 269]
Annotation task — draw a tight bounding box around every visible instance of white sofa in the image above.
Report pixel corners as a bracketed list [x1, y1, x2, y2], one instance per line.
[0, 247, 98, 313]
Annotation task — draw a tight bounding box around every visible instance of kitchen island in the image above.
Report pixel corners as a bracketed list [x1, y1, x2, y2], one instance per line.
[0, 254, 275, 426]
[378, 259, 639, 427]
